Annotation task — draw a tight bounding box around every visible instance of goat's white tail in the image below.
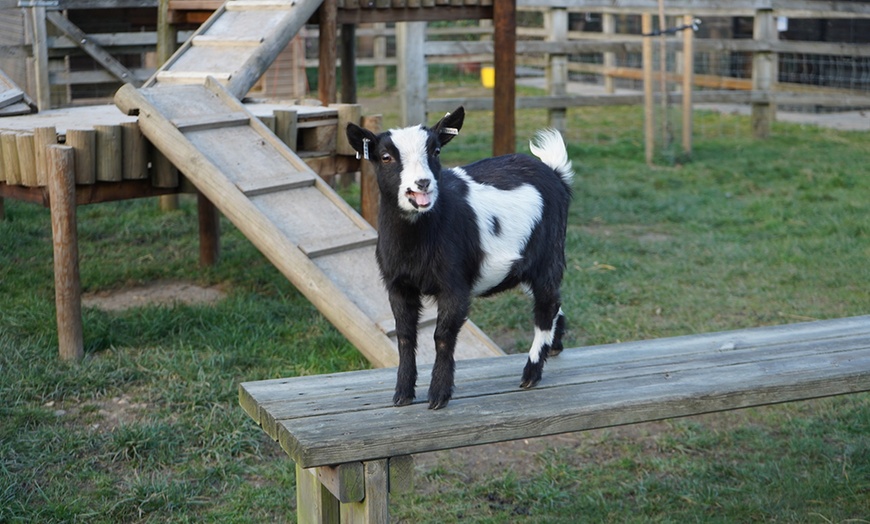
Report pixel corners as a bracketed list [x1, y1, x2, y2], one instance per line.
[529, 128, 574, 186]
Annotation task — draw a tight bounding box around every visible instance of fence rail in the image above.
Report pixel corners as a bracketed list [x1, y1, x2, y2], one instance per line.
[305, 0, 870, 147]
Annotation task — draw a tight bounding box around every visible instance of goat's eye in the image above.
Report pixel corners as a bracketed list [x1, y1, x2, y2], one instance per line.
[434, 148, 441, 156]
[381, 153, 393, 163]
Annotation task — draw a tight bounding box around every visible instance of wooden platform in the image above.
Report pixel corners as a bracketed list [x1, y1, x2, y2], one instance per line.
[240, 315, 870, 469]
[0, 101, 357, 201]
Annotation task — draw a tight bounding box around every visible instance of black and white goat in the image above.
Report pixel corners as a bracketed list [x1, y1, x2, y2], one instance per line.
[346, 107, 573, 409]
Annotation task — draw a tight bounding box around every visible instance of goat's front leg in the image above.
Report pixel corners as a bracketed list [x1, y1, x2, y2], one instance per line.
[429, 294, 470, 410]
[389, 286, 422, 406]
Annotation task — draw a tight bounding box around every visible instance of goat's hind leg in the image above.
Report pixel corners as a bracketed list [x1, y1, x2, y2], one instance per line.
[520, 291, 564, 389]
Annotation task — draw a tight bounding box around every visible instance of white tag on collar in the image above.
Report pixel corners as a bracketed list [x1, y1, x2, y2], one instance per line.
[357, 137, 371, 160]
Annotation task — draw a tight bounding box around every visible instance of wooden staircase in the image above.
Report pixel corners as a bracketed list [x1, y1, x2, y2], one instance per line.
[115, 0, 503, 366]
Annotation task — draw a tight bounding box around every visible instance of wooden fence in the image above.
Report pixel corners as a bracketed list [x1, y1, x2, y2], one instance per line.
[306, 0, 870, 155]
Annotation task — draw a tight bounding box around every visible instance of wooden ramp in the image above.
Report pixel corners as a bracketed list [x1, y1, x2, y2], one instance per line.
[115, 0, 503, 367]
[0, 69, 37, 117]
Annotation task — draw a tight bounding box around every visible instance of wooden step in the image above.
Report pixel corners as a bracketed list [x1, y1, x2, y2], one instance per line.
[236, 172, 316, 196]
[192, 35, 265, 47]
[172, 111, 250, 132]
[299, 230, 378, 259]
[225, 0, 299, 10]
[156, 71, 233, 85]
[0, 89, 24, 109]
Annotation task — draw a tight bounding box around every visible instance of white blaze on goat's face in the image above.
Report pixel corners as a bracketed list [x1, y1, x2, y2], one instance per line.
[389, 126, 439, 216]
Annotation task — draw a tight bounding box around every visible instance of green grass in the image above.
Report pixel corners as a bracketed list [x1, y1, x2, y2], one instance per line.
[2, 101, 869, 522]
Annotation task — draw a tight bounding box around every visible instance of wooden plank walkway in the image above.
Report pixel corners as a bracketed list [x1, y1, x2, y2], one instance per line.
[114, 0, 503, 366]
[240, 315, 870, 468]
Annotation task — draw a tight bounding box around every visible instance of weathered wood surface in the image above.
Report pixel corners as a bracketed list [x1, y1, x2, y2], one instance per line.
[114, 80, 502, 368]
[146, 0, 323, 98]
[241, 315, 870, 468]
[0, 102, 349, 189]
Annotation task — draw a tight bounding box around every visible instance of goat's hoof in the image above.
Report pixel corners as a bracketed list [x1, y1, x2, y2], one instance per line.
[427, 396, 450, 410]
[519, 378, 540, 389]
[393, 392, 415, 407]
[427, 390, 452, 410]
[520, 360, 543, 389]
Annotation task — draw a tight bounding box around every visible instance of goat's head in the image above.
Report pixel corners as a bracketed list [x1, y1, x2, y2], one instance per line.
[347, 107, 465, 218]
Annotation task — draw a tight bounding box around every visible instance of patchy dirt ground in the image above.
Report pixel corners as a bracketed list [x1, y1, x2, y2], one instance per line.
[81, 281, 226, 312]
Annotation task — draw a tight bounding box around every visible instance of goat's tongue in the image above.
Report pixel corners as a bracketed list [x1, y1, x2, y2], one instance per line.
[411, 191, 430, 207]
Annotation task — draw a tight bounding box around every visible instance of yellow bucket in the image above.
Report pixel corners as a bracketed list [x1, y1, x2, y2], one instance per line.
[481, 66, 495, 88]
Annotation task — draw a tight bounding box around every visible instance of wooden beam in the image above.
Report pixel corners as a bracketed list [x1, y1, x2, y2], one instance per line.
[642, 13, 654, 165]
[319, 0, 338, 106]
[340, 24, 357, 104]
[333, 6, 492, 24]
[30, 7, 51, 110]
[682, 14, 694, 157]
[47, 145, 83, 362]
[397, 21, 427, 127]
[752, 9, 777, 139]
[492, 0, 516, 156]
[45, 11, 141, 87]
[197, 191, 220, 267]
[360, 114, 381, 229]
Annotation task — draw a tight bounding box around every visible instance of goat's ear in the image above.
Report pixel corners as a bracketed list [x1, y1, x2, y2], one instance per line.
[346, 123, 378, 160]
[432, 106, 465, 146]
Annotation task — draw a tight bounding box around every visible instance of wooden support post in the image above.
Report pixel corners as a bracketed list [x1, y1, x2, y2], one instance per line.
[94, 125, 123, 182]
[274, 109, 298, 150]
[342, 459, 389, 524]
[157, 0, 180, 211]
[752, 9, 777, 139]
[30, 7, 51, 111]
[546, 7, 568, 134]
[340, 24, 357, 104]
[157, 0, 178, 67]
[152, 149, 179, 190]
[492, 0, 516, 156]
[602, 13, 616, 94]
[335, 105, 362, 157]
[642, 13, 654, 165]
[1, 132, 21, 185]
[397, 21, 427, 127]
[66, 129, 96, 185]
[197, 191, 220, 267]
[319, 0, 338, 106]
[47, 145, 83, 361]
[373, 23, 387, 92]
[122, 122, 149, 180]
[16, 133, 37, 187]
[682, 14, 694, 157]
[297, 463, 341, 524]
[295, 456, 412, 523]
[360, 114, 381, 229]
[336, 104, 362, 188]
[33, 126, 57, 187]
[657, 2, 668, 156]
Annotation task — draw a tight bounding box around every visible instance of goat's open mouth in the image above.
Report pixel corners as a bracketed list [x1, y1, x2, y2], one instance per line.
[406, 190, 432, 209]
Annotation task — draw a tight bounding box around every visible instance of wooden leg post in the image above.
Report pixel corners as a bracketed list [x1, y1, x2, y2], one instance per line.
[360, 114, 382, 229]
[197, 191, 220, 267]
[47, 145, 84, 361]
[296, 456, 413, 524]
